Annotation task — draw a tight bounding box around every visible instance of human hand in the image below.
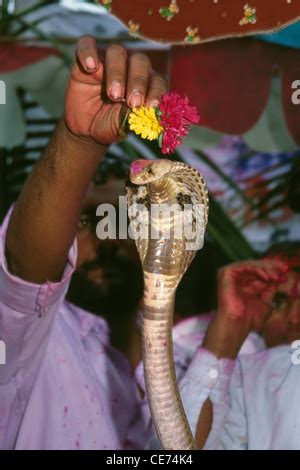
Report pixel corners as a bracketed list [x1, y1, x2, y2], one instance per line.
[217, 259, 289, 329]
[203, 258, 289, 359]
[64, 36, 168, 146]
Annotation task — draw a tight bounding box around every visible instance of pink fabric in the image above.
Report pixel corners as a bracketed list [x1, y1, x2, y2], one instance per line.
[0, 208, 151, 450]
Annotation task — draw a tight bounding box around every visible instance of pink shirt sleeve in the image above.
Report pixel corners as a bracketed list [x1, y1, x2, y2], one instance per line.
[0, 206, 77, 386]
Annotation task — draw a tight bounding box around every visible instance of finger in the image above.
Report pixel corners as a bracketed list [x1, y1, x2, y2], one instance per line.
[255, 267, 285, 283]
[233, 263, 286, 284]
[145, 71, 168, 108]
[76, 36, 99, 73]
[231, 258, 289, 273]
[105, 44, 127, 102]
[254, 261, 289, 283]
[243, 279, 270, 295]
[261, 257, 290, 273]
[90, 102, 128, 146]
[127, 52, 151, 108]
[258, 285, 279, 305]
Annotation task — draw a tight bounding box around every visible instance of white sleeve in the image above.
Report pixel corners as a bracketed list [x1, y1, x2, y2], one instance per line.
[205, 358, 248, 450]
[179, 347, 235, 442]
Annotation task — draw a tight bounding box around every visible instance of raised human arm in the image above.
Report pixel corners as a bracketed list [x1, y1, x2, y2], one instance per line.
[5, 37, 167, 283]
[5, 121, 105, 284]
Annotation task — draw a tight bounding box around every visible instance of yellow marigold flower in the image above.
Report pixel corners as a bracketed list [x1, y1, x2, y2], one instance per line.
[128, 106, 163, 141]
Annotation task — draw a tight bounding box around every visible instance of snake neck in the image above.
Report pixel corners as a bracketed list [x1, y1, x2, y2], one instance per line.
[142, 176, 186, 284]
[147, 177, 177, 204]
[143, 272, 176, 321]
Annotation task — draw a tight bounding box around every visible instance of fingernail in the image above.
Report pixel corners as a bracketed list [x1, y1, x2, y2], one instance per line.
[110, 81, 122, 100]
[86, 56, 96, 70]
[130, 92, 142, 108]
[149, 99, 160, 108]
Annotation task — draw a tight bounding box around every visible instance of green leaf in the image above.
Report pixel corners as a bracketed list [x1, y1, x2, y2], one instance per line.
[158, 133, 163, 148]
[11, 13, 56, 36]
[159, 8, 170, 17]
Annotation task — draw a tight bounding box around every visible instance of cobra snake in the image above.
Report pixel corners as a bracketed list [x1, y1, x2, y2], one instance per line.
[126, 159, 209, 450]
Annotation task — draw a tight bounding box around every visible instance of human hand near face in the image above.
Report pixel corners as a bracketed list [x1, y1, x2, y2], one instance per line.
[217, 259, 290, 329]
[203, 258, 289, 359]
[64, 36, 168, 146]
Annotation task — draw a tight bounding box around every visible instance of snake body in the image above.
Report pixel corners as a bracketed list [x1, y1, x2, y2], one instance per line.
[126, 159, 209, 450]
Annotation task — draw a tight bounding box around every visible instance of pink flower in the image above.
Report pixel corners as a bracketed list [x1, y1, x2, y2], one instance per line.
[159, 92, 200, 154]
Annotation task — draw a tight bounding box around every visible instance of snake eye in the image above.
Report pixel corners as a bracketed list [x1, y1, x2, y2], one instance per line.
[146, 167, 154, 175]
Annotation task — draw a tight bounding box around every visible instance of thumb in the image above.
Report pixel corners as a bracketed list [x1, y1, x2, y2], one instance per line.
[91, 102, 129, 146]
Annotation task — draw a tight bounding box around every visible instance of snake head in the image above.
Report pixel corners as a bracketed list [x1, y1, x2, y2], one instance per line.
[129, 159, 173, 185]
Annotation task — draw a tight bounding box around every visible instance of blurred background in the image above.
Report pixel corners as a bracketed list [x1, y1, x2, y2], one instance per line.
[0, 0, 299, 313]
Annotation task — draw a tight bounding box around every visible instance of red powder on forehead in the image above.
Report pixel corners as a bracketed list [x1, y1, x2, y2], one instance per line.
[130, 160, 149, 175]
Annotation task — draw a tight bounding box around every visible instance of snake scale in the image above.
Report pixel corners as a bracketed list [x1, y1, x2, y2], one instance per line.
[126, 159, 209, 450]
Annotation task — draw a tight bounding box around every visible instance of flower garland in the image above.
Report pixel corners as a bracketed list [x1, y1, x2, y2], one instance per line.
[127, 91, 200, 155]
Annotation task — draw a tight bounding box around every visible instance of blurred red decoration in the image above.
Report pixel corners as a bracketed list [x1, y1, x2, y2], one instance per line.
[99, 0, 300, 44]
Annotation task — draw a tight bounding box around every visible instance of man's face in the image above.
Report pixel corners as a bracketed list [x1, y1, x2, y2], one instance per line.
[262, 262, 300, 348]
[66, 176, 143, 319]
